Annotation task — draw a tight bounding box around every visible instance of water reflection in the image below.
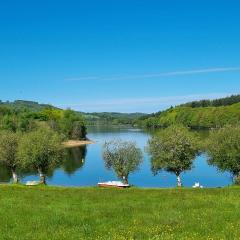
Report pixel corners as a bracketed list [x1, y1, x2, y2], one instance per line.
[0, 126, 233, 187]
[62, 146, 87, 175]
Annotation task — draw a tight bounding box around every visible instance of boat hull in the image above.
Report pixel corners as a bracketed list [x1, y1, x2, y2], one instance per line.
[98, 183, 130, 188]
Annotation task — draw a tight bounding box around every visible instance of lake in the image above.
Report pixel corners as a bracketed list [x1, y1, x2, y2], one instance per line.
[4, 126, 233, 187]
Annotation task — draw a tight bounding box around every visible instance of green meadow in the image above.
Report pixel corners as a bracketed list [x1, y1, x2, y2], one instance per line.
[1, 185, 240, 240]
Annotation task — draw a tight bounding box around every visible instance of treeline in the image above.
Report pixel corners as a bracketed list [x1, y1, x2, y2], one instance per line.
[0, 100, 54, 112]
[180, 94, 240, 108]
[139, 95, 240, 129]
[0, 100, 148, 127]
[85, 112, 147, 126]
[0, 105, 87, 140]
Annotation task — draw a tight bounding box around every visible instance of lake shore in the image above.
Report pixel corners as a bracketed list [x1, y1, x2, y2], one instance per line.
[63, 139, 95, 148]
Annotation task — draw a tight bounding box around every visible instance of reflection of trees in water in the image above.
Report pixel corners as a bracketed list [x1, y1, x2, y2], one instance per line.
[20, 166, 55, 179]
[0, 164, 54, 183]
[62, 146, 87, 175]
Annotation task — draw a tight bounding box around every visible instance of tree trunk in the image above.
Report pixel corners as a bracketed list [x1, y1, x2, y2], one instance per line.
[122, 176, 128, 184]
[11, 169, 18, 184]
[176, 174, 182, 187]
[234, 174, 240, 185]
[38, 168, 46, 185]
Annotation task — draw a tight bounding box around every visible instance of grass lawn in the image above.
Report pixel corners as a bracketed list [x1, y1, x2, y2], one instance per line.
[1, 185, 240, 240]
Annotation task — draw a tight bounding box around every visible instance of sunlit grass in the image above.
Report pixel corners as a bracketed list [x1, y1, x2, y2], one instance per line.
[1, 185, 240, 239]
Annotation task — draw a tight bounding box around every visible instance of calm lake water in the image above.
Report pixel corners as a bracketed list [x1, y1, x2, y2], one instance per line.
[3, 126, 233, 187]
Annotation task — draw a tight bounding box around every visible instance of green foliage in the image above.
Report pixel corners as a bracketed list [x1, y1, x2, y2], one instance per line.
[147, 125, 199, 186]
[0, 101, 87, 139]
[85, 112, 148, 126]
[181, 94, 240, 108]
[0, 131, 21, 182]
[206, 125, 240, 182]
[102, 139, 143, 183]
[58, 109, 86, 140]
[17, 126, 64, 183]
[0, 100, 55, 112]
[141, 103, 240, 129]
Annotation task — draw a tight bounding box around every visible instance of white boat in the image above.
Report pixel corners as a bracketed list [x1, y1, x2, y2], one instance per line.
[25, 181, 41, 186]
[192, 182, 203, 188]
[98, 181, 130, 188]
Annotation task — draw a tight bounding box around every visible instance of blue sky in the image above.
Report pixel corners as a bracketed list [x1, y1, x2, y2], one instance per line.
[1, 0, 240, 113]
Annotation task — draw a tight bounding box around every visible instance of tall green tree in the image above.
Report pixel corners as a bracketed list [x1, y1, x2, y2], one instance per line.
[0, 131, 21, 183]
[102, 139, 143, 184]
[147, 125, 199, 187]
[58, 109, 86, 140]
[206, 125, 240, 184]
[17, 127, 64, 184]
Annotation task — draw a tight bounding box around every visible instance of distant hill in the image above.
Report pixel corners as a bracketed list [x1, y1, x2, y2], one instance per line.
[0, 100, 147, 125]
[83, 112, 148, 125]
[139, 94, 240, 129]
[0, 100, 56, 112]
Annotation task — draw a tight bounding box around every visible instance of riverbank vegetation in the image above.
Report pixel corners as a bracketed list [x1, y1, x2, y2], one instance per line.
[0, 100, 87, 140]
[0, 127, 64, 184]
[147, 125, 199, 187]
[84, 112, 147, 126]
[0, 100, 88, 183]
[206, 125, 240, 184]
[102, 139, 143, 184]
[139, 94, 240, 129]
[1, 185, 240, 239]
[17, 127, 64, 184]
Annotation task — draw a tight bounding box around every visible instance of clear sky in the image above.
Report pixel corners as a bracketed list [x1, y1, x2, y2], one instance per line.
[1, 0, 240, 113]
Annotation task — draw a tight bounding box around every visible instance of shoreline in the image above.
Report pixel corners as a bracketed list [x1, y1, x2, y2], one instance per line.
[63, 140, 95, 148]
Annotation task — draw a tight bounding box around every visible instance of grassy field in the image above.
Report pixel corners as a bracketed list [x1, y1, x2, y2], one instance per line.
[1, 185, 240, 239]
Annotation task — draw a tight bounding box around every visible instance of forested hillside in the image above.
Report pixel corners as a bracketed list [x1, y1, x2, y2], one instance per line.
[0, 99, 148, 138]
[3, 95, 240, 130]
[0, 100, 147, 126]
[84, 112, 147, 125]
[0, 100, 56, 111]
[0, 101, 87, 140]
[139, 95, 240, 129]
[180, 94, 240, 108]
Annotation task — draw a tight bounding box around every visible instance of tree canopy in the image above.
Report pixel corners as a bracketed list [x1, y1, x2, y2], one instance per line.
[0, 103, 87, 140]
[147, 125, 199, 187]
[17, 127, 64, 184]
[206, 125, 240, 183]
[0, 131, 21, 183]
[102, 139, 143, 184]
[140, 103, 240, 129]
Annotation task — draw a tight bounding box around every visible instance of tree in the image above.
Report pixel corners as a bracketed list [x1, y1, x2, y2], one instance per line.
[146, 125, 199, 187]
[58, 109, 86, 140]
[102, 139, 143, 184]
[71, 121, 87, 140]
[206, 125, 240, 184]
[17, 127, 64, 184]
[0, 131, 21, 183]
